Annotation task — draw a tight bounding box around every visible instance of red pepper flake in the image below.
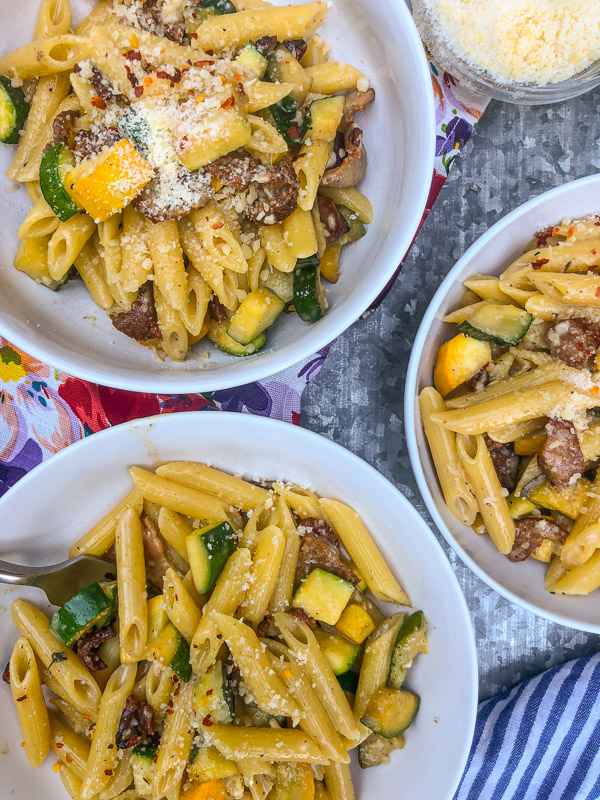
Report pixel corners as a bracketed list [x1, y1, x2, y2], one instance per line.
[221, 96, 234, 109]
[206, 689, 214, 696]
[195, 60, 214, 67]
[166, 708, 174, 715]
[124, 49, 142, 61]
[286, 124, 301, 140]
[153, 754, 159, 763]
[65, 754, 72, 764]
[134, 86, 144, 98]
[104, 769, 113, 776]
[234, 73, 241, 80]
[55, 742, 64, 749]
[124, 65, 138, 88]
[592, 250, 597, 255]
[202, 715, 213, 726]
[16, 695, 27, 702]
[595, 287, 600, 298]
[206, 49, 214, 55]
[191, 32, 198, 39]
[567, 226, 575, 237]
[91, 96, 106, 109]
[531, 258, 549, 270]
[2, 662, 10, 684]
[143, 76, 153, 87]
[212, 221, 224, 229]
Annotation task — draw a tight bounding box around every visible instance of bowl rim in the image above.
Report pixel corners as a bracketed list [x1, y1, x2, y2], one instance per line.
[0, 410, 478, 799]
[405, 172, 600, 633]
[0, 0, 436, 394]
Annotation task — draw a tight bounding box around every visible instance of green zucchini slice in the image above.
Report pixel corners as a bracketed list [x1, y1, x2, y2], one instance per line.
[186, 521, 236, 595]
[292, 568, 354, 625]
[337, 205, 366, 245]
[227, 288, 284, 345]
[148, 621, 192, 681]
[132, 736, 160, 794]
[236, 42, 268, 79]
[457, 303, 533, 345]
[39, 142, 81, 222]
[388, 610, 428, 690]
[337, 670, 359, 696]
[50, 582, 116, 647]
[314, 629, 360, 675]
[360, 687, 420, 739]
[192, 661, 235, 724]
[208, 318, 267, 356]
[0, 77, 29, 144]
[358, 733, 405, 769]
[293, 255, 328, 322]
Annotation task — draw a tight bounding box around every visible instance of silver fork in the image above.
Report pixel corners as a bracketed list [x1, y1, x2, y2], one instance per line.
[0, 556, 117, 606]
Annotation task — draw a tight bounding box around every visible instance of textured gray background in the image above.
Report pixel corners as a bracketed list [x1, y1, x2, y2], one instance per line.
[302, 92, 600, 701]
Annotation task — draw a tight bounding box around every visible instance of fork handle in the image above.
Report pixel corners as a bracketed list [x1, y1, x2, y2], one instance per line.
[0, 560, 53, 586]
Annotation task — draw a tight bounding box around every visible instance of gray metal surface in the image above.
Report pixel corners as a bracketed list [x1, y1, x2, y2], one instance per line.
[301, 94, 600, 701]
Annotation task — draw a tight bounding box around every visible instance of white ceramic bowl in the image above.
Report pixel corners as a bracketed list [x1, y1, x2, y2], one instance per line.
[0, 0, 435, 393]
[0, 411, 476, 799]
[406, 173, 600, 633]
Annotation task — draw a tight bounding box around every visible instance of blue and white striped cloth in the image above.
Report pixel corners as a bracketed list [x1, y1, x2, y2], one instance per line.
[455, 653, 600, 800]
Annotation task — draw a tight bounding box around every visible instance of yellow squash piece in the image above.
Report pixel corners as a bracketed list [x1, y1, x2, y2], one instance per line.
[66, 140, 153, 222]
[335, 603, 376, 644]
[175, 106, 251, 171]
[433, 333, 491, 397]
[526, 477, 592, 520]
[181, 779, 228, 800]
[274, 763, 315, 800]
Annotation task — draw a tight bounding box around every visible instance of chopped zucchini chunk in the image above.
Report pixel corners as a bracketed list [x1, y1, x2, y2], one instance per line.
[336, 670, 359, 696]
[227, 288, 284, 345]
[0, 76, 29, 144]
[314, 629, 360, 675]
[335, 603, 376, 644]
[388, 611, 428, 690]
[208, 318, 267, 356]
[39, 142, 81, 222]
[132, 736, 159, 795]
[457, 303, 533, 345]
[189, 743, 239, 782]
[268, 96, 309, 147]
[50, 582, 116, 647]
[433, 333, 491, 398]
[186, 521, 236, 594]
[192, 661, 234, 724]
[307, 96, 345, 142]
[274, 763, 315, 800]
[293, 255, 328, 323]
[361, 687, 420, 739]
[291, 568, 354, 625]
[358, 733, 405, 769]
[147, 621, 192, 681]
[236, 42, 268, 78]
[337, 205, 366, 246]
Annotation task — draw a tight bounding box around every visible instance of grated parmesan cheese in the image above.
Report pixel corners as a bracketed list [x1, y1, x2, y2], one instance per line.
[418, 0, 600, 86]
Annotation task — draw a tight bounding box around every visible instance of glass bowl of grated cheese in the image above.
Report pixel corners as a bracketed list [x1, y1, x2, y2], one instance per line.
[411, 0, 600, 105]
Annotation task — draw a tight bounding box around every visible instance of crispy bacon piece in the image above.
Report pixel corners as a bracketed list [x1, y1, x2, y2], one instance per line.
[509, 517, 567, 562]
[538, 418, 585, 491]
[111, 283, 161, 344]
[115, 695, 156, 749]
[76, 625, 115, 672]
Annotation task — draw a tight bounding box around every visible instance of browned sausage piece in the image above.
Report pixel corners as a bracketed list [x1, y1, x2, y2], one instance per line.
[115, 695, 156, 749]
[484, 436, 520, 491]
[72, 127, 122, 162]
[244, 161, 299, 225]
[317, 196, 350, 244]
[288, 607, 317, 630]
[545, 318, 600, 367]
[141, 512, 176, 588]
[53, 110, 81, 145]
[205, 152, 262, 193]
[295, 517, 359, 586]
[509, 517, 567, 562]
[111, 284, 161, 344]
[538, 418, 585, 491]
[76, 625, 116, 671]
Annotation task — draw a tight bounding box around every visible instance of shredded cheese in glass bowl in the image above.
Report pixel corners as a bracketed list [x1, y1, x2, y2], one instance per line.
[411, 0, 600, 105]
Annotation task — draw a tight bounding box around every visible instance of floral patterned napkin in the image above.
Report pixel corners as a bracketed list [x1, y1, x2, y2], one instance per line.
[0, 55, 488, 498]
